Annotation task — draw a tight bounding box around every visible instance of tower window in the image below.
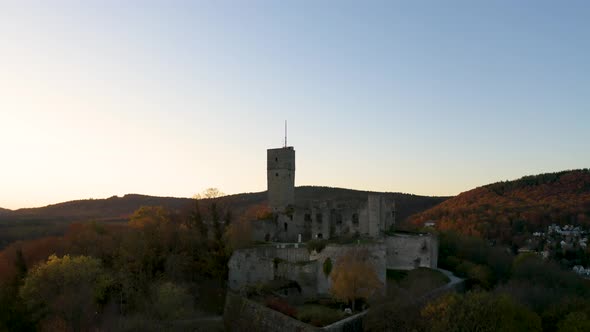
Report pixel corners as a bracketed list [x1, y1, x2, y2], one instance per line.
[276, 173, 279, 177]
[284, 222, 288, 231]
[316, 213, 323, 223]
[304, 214, 312, 222]
[352, 213, 359, 225]
[275, 157, 278, 162]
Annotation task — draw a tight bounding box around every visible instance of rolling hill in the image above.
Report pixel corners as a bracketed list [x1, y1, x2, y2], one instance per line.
[0, 187, 448, 249]
[409, 169, 590, 241]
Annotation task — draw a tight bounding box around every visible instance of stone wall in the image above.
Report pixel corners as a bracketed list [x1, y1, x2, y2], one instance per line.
[275, 260, 318, 298]
[251, 218, 277, 242]
[224, 291, 318, 332]
[228, 249, 274, 291]
[385, 233, 438, 270]
[253, 194, 396, 242]
[228, 246, 311, 292]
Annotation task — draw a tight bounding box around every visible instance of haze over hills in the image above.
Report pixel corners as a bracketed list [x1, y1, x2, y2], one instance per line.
[409, 169, 590, 242]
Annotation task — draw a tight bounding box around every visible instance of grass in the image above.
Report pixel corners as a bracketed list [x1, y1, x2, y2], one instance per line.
[296, 304, 345, 327]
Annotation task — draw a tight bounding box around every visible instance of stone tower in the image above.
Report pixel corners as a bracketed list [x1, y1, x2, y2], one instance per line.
[267, 146, 295, 211]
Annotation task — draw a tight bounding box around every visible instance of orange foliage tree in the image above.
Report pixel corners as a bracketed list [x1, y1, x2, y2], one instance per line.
[330, 248, 383, 311]
[128, 206, 171, 228]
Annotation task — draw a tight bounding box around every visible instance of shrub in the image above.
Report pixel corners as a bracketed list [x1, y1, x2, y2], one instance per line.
[265, 296, 297, 318]
[296, 304, 344, 327]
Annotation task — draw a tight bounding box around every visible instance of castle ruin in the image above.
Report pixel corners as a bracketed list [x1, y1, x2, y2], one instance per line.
[226, 144, 439, 303]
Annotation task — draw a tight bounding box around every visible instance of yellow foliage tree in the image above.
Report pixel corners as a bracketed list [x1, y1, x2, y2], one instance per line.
[128, 206, 170, 228]
[19, 254, 112, 332]
[330, 248, 383, 311]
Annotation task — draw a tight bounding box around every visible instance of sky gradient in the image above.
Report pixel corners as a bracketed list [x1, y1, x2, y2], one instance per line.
[1, 1, 589, 209]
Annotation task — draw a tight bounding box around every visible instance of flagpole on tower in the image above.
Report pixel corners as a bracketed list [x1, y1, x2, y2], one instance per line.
[284, 120, 287, 147]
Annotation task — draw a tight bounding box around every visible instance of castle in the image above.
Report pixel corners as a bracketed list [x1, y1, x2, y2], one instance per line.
[250, 146, 396, 242]
[226, 144, 439, 301]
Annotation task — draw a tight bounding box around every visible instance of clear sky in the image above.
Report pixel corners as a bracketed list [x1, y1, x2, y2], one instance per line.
[1, 1, 589, 209]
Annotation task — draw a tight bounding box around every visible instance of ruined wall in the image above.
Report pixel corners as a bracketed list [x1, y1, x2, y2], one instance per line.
[273, 194, 396, 241]
[385, 233, 438, 270]
[224, 292, 319, 332]
[367, 195, 395, 237]
[228, 245, 311, 291]
[275, 260, 318, 298]
[228, 249, 274, 291]
[367, 195, 381, 237]
[250, 219, 277, 242]
[311, 243, 387, 295]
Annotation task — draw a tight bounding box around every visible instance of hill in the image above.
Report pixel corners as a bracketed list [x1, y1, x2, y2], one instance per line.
[2, 187, 447, 223]
[0, 187, 448, 249]
[409, 169, 590, 242]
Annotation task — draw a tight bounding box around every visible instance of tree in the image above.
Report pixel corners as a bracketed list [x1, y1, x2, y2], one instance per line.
[558, 311, 590, 332]
[225, 218, 253, 252]
[19, 254, 113, 332]
[422, 292, 542, 332]
[150, 282, 195, 321]
[364, 287, 425, 332]
[195, 187, 225, 199]
[185, 198, 207, 238]
[129, 206, 171, 228]
[330, 249, 383, 311]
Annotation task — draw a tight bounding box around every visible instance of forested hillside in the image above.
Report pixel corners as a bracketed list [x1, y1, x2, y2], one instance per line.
[409, 169, 590, 242]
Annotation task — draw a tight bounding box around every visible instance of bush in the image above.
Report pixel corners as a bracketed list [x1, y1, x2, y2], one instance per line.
[265, 296, 297, 318]
[296, 304, 344, 327]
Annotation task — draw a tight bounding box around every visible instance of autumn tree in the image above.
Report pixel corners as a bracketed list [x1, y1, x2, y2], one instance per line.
[557, 311, 590, 332]
[225, 218, 253, 252]
[19, 254, 113, 332]
[330, 248, 383, 311]
[422, 292, 542, 332]
[150, 282, 195, 321]
[194, 187, 225, 199]
[128, 206, 171, 228]
[185, 198, 207, 238]
[363, 287, 426, 332]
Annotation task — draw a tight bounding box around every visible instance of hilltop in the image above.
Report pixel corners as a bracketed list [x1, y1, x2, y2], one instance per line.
[409, 169, 590, 242]
[2, 187, 447, 223]
[0, 208, 11, 216]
